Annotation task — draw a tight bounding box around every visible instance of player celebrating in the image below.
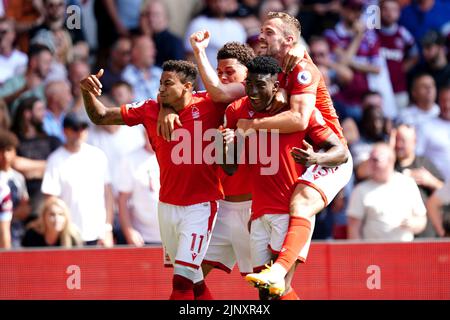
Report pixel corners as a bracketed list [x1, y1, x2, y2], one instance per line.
[80, 60, 224, 300]
[241, 12, 353, 297]
[222, 56, 347, 299]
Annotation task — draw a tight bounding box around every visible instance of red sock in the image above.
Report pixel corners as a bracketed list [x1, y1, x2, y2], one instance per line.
[193, 280, 214, 300]
[277, 216, 311, 271]
[280, 289, 299, 300]
[169, 275, 194, 300]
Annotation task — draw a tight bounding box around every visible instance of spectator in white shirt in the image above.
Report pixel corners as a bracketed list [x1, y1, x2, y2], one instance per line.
[415, 85, 450, 180]
[347, 142, 427, 241]
[117, 132, 161, 246]
[0, 17, 28, 85]
[41, 112, 114, 246]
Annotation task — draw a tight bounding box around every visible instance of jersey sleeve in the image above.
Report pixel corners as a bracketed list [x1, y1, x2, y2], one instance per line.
[120, 99, 154, 126]
[288, 63, 320, 96]
[224, 102, 239, 129]
[307, 109, 333, 146]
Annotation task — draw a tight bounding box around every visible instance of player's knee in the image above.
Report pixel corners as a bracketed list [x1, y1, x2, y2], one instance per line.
[290, 184, 325, 218]
[174, 264, 203, 283]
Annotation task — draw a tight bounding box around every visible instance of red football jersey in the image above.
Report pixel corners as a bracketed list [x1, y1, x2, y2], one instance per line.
[120, 92, 224, 206]
[278, 51, 346, 146]
[225, 97, 333, 220]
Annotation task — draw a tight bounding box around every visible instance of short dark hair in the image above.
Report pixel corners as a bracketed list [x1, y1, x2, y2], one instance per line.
[111, 80, 133, 92]
[162, 60, 198, 84]
[217, 42, 255, 66]
[246, 56, 282, 76]
[28, 44, 52, 59]
[0, 129, 19, 150]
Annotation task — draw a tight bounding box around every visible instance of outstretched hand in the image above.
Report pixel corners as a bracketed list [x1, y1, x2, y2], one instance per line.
[80, 69, 104, 96]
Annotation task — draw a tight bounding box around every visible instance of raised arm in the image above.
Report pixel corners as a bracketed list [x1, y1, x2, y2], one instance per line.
[190, 30, 245, 104]
[80, 69, 125, 125]
[238, 93, 316, 133]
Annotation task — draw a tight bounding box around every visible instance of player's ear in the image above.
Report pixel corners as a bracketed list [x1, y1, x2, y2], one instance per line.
[273, 80, 280, 93]
[183, 81, 193, 92]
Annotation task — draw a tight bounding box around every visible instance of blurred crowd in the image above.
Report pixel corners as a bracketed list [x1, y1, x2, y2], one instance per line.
[0, 0, 450, 250]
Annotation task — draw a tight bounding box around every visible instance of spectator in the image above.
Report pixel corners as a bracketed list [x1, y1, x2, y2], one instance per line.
[30, 0, 85, 53]
[297, 0, 341, 42]
[117, 132, 161, 246]
[377, 0, 419, 112]
[139, 0, 185, 68]
[67, 60, 91, 122]
[309, 36, 354, 95]
[399, 0, 450, 46]
[22, 197, 83, 247]
[100, 37, 132, 94]
[11, 97, 61, 220]
[41, 112, 114, 246]
[0, 17, 28, 85]
[66, 0, 98, 51]
[351, 104, 390, 181]
[0, 174, 13, 249]
[184, 0, 247, 88]
[394, 123, 444, 237]
[398, 73, 439, 133]
[409, 30, 450, 90]
[324, 0, 382, 122]
[347, 143, 427, 241]
[0, 44, 53, 114]
[42, 80, 73, 142]
[426, 180, 450, 238]
[122, 34, 162, 102]
[0, 129, 31, 248]
[415, 85, 450, 181]
[4, 0, 45, 53]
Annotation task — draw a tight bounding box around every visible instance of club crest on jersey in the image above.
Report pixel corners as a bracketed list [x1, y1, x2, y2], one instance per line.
[248, 110, 255, 118]
[297, 70, 312, 85]
[191, 106, 200, 119]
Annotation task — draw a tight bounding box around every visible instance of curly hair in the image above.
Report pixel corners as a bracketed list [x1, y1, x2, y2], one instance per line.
[217, 42, 255, 66]
[246, 56, 282, 76]
[162, 60, 198, 84]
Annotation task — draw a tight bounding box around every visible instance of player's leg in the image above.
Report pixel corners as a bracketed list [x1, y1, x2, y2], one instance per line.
[278, 261, 301, 300]
[201, 200, 236, 276]
[174, 201, 218, 300]
[231, 200, 253, 277]
[158, 202, 194, 300]
[246, 159, 353, 295]
[246, 214, 290, 297]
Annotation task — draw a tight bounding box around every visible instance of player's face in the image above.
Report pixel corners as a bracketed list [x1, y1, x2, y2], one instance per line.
[258, 18, 288, 58]
[381, 1, 400, 26]
[217, 58, 247, 84]
[245, 73, 279, 112]
[158, 71, 187, 106]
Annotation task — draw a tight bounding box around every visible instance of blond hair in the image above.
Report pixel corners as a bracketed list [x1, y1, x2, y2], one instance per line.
[30, 197, 82, 248]
[266, 11, 301, 42]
